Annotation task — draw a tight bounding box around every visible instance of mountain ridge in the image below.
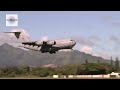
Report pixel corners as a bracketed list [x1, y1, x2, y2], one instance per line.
[0, 43, 112, 67]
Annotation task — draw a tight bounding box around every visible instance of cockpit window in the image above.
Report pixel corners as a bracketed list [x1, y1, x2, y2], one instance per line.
[70, 40, 74, 41]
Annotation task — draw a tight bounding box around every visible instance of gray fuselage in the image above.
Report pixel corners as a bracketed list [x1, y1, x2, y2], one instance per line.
[21, 39, 76, 54]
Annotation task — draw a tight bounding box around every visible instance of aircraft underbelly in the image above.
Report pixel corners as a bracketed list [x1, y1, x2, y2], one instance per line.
[53, 44, 72, 49]
[20, 41, 74, 53]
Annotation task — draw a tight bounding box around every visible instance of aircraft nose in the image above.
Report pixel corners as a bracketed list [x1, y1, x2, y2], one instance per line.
[73, 40, 76, 46]
[70, 40, 76, 46]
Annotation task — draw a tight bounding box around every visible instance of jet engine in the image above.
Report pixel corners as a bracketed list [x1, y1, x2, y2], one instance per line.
[35, 40, 56, 45]
[46, 41, 56, 45]
[35, 41, 45, 45]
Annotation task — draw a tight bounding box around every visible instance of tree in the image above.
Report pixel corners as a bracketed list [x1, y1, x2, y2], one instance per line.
[115, 57, 119, 70]
[110, 56, 113, 66]
[18, 65, 30, 75]
[83, 63, 107, 75]
[97, 60, 100, 63]
[85, 59, 88, 64]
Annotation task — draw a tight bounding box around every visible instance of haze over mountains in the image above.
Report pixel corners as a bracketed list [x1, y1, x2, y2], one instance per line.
[0, 43, 112, 67]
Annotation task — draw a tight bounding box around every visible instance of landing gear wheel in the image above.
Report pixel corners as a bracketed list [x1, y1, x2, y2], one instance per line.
[41, 51, 45, 53]
[49, 52, 53, 54]
[49, 51, 56, 54]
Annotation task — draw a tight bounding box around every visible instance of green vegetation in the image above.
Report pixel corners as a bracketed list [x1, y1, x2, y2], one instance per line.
[0, 63, 118, 78]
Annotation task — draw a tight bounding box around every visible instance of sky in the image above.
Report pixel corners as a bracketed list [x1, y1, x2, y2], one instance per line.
[0, 11, 120, 60]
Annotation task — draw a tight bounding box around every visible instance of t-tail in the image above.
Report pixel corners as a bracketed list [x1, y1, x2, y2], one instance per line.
[4, 31, 30, 42]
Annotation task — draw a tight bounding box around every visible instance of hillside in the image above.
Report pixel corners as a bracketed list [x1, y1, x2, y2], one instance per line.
[0, 43, 112, 67]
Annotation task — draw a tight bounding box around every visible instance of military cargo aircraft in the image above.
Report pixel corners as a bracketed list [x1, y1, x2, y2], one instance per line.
[4, 31, 76, 54]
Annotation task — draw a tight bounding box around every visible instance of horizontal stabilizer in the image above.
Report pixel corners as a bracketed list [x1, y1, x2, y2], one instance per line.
[4, 32, 21, 39]
[4, 31, 30, 42]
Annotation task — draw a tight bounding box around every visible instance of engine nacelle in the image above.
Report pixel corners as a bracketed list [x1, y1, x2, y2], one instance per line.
[46, 41, 56, 45]
[35, 41, 44, 45]
[35, 40, 56, 45]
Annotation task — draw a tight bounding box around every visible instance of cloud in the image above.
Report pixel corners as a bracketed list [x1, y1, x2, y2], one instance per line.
[111, 22, 120, 27]
[79, 45, 112, 59]
[109, 35, 120, 52]
[103, 16, 120, 27]
[71, 35, 119, 59]
[113, 46, 120, 51]
[71, 35, 101, 47]
[95, 50, 120, 60]
[110, 35, 120, 44]
[41, 36, 48, 41]
[103, 16, 113, 22]
[96, 51, 112, 60]
[71, 36, 94, 46]
[89, 35, 101, 42]
[80, 46, 93, 54]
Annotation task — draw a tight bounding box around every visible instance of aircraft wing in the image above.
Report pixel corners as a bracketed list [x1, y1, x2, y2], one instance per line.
[4, 31, 56, 46]
[21, 41, 36, 46]
[20, 40, 56, 47]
